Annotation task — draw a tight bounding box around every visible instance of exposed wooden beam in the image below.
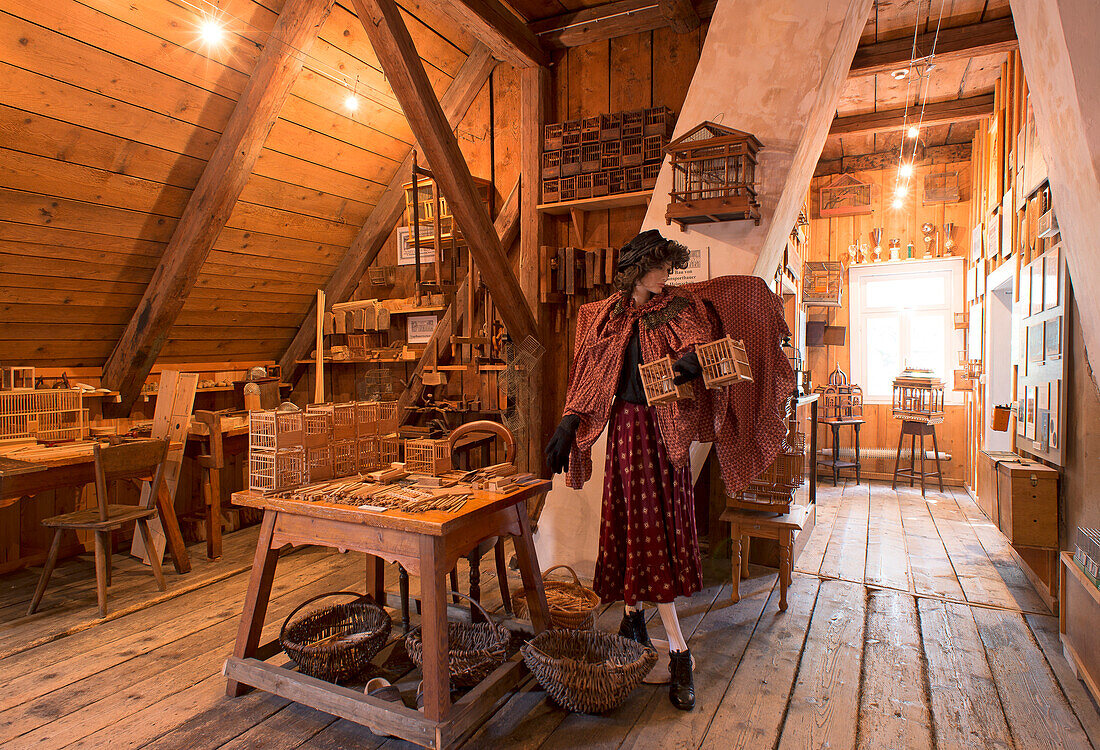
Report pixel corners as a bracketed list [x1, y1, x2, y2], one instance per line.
[658, 0, 700, 34]
[814, 142, 972, 176]
[849, 18, 1018, 78]
[830, 94, 995, 136]
[531, 0, 716, 50]
[351, 0, 538, 346]
[440, 0, 548, 68]
[101, 0, 334, 412]
[520, 66, 547, 478]
[278, 45, 498, 380]
[394, 181, 520, 424]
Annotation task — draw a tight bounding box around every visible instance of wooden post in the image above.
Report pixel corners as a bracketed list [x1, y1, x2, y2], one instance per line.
[102, 0, 335, 413]
[521, 66, 548, 477]
[350, 0, 538, 346]
[314, 289, 325, 404]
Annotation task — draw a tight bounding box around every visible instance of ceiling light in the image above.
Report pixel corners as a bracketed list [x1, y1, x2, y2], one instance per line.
[892, 197, 904, 209]
[895, 185, 908, 198]
[344, 93, 359, 112]
[899, 163, 914, 178]
[907, 125, 920, 139]
[200, 18, 225, 45]
[891, 68, 909, 80]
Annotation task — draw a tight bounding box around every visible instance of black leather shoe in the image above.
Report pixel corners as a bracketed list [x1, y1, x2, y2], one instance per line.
[617, 609, 652, 648]
[669, 648, 695, 711]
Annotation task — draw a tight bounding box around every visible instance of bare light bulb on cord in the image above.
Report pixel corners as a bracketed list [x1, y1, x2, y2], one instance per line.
[907, 125, 920, 139]
[892, 197, 904, 209]
[344, 93, 359, 112]
[899, 162, 914, 179]
[200, 18, 225, 45]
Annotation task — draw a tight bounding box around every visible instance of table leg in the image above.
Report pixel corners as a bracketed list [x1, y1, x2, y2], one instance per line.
[226, 510, 280, 697]
[731, 524, 742, 603]
[831, 423, 840, 486]
[891, 427, 905, 489]
[854, 423, 862, 485]
[740, 534, 750, 580]
[919, 433, 927, 497]
[418, 535, 450, 722]
[511, 504, 550, 632]
[779, 529, 792, 612]
[467, 548, 482, 622]
[494, 538, 513, 617]
[365, 553, 386, 604]
[909, 434, 917, 487]
[206, 465, 222, 561]
[94, 530, 108, 619]
[399, 566, 411, 632]
[931, 427, 945, 492]
[154, 484, 191, 574]
[809, 399, 818, 504]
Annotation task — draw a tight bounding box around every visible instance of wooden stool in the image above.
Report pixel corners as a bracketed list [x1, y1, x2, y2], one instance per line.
[818, 418, 863, 486]
[720, 506, 807, 612]
[891, 420, 945, 496]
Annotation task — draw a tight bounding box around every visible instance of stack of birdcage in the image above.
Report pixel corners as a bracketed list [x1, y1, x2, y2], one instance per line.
[730, 401, 805, 513]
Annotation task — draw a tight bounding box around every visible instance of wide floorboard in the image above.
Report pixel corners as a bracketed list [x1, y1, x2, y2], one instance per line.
[0, 481, 1096, 749]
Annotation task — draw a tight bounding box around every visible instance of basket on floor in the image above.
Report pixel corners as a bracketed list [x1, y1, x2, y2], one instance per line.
[512, 564, 600, 630]
[280, 591, 392, 683]
[405, 592, 510, 687]
[521, 629, 657, 714]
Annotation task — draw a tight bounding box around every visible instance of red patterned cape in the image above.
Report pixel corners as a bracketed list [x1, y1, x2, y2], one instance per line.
[563, 275, 794, 495]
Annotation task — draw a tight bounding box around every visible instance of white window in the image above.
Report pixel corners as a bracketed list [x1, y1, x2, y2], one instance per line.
[849, 258, 965, 404]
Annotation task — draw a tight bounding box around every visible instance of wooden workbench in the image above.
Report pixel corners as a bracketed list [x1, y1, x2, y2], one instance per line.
[224, 479, 551, 749]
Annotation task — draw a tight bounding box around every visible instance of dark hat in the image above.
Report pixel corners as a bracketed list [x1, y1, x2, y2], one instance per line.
[616, 229, 675, 271]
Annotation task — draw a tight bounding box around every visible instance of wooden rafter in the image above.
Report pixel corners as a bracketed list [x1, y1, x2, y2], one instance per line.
[530, 0, 717, 50]
[439, 0, 548, 68]
[814, 142, 972, 176]
[278, 44, 497, 380]
[830, 94, 995, 136]
[101, 0, 334, 412]
[658, 0, 700, 34]
[351, 0, 538, 346]
[849, 18, 1018, 78]
[394, 181, 521, 425]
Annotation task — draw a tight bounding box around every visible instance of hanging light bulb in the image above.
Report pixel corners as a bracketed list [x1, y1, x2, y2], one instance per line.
[199, 17, 226, 45]
[895, 184, 908, 198]
[899, 162, 914, 179]
[907, 125, 920, 139]
[344, 93, 359, 112]
[892, 197, 904, 209]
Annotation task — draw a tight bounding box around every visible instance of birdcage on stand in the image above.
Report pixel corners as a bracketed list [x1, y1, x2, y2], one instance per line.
[891, 369, 945, 424]
[818, 367, 863, 423]
[696, 337, 753, 388]
[404, 438, 452, 476]
[665, 122, 762, 229]
[638, 356, 691, 406]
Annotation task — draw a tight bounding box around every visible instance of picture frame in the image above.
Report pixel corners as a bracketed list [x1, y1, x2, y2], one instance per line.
[406, 314, 438, 344]
[397, 225, 441, 266]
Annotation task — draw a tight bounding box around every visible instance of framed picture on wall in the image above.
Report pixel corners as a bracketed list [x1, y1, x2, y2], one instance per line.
[971, 225, 984, 263]
[1025, 386, 1037, 440]
[1045, 247, 1061, 309]
[1001, 191, 1014, 259]
[1019, 267, 1031, 321]
[1031, 258, 1044, 316]
[1017, 392, 1027, 437]
[986, 209, 1001, 259]
[1050, 380, 1061, 449]
[1028, 323, 1045, 364]
[406, 314, 438, 344]
[1045, 317, 1062, 361]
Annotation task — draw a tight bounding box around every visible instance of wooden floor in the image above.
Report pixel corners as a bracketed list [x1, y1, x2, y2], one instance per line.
[1, 481, 1098, 749]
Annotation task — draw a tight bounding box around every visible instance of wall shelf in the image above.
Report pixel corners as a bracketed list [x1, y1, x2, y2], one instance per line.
[538, 190, 652, 246]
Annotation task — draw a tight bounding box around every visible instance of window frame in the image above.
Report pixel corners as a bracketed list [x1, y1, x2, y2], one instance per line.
[848, 257, 965, 405]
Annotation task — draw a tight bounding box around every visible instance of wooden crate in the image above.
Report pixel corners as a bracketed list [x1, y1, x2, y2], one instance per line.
[644, 105, 674, 137]
[696, 337, 753, 388]
[542, 177, 560, 203]
[599, 112, 621, 141]
[996, 459, 1058, 548]
[581, 142, 601, 173]
[405, 438, 452, 475]
[541, 149, 561, 179]
[248, 409, 304, 452]
[544, 122, 563, 151]
[621, 136, 643, 166]
[639, 356, 691, 406]
[248, 447, 305, 492]
[600, 140, 621, 171]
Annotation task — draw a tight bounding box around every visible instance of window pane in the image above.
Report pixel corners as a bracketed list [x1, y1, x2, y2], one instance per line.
[910, 312, 946, 381]
[866, 315, 901, 396]
[865, 275, 946, 309]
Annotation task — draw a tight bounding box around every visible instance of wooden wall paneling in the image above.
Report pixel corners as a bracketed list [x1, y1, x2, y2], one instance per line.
[607, 32, 652, 248]
[651, 23, 704, 117]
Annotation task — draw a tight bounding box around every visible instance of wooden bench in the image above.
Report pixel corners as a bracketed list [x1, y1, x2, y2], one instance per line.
[721, 505, 808, 612]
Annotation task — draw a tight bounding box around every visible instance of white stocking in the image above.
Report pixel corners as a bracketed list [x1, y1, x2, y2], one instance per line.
[657, 602, 688, 652]
[625, 602, 641, 614]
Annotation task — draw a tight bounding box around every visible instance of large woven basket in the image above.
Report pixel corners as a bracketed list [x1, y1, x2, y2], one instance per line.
[280, 592, 392, 683]
[521, 629, 657, 714]
[512, 564, 600, 630]
[405, 592, 510, 687]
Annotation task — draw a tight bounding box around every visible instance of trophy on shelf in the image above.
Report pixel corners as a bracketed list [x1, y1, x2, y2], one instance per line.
[870, 228, 883, 263]
[921, 222, 937, 257]
[942, 222, 956, 255]
[859, 243, 870, 264]
[889, 238, 901, 261]
[847, 244, 858, 265]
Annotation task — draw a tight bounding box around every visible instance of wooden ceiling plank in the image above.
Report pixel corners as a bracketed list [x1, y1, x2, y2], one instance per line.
[434, 0, 549, 67]
[531, 0, 717, 50]
[657, 0, 700, 34]
[278, 44, 499, 378]
[100, 0, 335, 412]
[830, 93, 994, 135]
[849, 18, 1019, 78]
[351, 0, 537, 348]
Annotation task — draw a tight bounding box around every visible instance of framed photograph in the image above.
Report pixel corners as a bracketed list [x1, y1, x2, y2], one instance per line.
[1017, 392, 1027, 437]
[1031, 258, 1044, 316]
[1045, 317, 1062, 361]
[1037, 382, 1050, 451]
[1045, 247, 1060, 309]
[397, 225, 441, 266]
[1025, 386, 1037, 440]
[406, 314, 438, 344]
[1027, 323, 1045, 364]
[1050, 380, 1061, 449]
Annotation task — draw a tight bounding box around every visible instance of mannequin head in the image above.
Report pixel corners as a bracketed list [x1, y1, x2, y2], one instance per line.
[612, 230, 690, 298]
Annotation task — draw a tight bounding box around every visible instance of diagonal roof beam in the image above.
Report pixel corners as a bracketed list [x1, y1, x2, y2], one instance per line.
[439, 0, 548, 68]
[278, 44, 498, 380]
[830, 93, 995, 136]
[849, 18, 1018, 78]
[102, 0, 335, 413]
[658, 0, 700, 34]
[530, 0, 717, 50]
[351, 0, 538, 347]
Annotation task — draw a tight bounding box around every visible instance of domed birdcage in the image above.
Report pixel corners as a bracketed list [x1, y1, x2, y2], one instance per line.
[817, 367, 863, 423]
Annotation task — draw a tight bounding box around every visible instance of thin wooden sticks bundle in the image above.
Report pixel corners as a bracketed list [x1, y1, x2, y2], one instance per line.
[269, 476, 470, 513]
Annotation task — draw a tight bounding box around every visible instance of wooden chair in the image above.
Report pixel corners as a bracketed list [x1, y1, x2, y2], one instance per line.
[28, 439, 170, 618]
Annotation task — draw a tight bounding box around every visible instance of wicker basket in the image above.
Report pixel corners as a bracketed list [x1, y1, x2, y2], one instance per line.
[512, 564, 599, 630]
[521, 629, 657, 714]
[280, 592, 392, 683]
[405, 592, 509, 687]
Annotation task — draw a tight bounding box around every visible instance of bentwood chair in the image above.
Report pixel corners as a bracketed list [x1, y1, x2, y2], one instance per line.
[28, 439, 170, 618]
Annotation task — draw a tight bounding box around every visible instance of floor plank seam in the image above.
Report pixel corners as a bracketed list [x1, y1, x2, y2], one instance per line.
[912, 593, 941, 750]
[853, 585, 872, 750]
[768, 580, 823, 750]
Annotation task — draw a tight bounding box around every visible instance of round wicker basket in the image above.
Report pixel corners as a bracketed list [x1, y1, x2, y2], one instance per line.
[280, 592, 392, 683]
[405, 592, 510, 687]
[521, 629, 657, 714]
[512, 564, 600, 630]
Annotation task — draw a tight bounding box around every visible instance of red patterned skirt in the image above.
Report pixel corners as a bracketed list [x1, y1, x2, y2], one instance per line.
[592, 400, 702, 605]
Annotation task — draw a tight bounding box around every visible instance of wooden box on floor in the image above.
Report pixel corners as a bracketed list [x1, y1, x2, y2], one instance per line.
[977, 449, 1018, 523]
[995, 459, 1058, 548]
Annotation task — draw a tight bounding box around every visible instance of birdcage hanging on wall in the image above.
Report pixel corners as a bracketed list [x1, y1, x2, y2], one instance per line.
[665, 122, 762, 229]
[819, 173, 872, 217]
[817, 366, 863, 422]
[802, 261, 843, 307]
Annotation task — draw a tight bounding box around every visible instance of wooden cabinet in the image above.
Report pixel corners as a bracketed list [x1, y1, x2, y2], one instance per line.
[995, 459, 1059, 548]
[978, 449, 1018, 522]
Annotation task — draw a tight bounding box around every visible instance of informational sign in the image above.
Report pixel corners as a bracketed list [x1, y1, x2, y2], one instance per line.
[667, 244, 710, 285]
[397, 225, 441, 266]
[406, 314, 438, 344]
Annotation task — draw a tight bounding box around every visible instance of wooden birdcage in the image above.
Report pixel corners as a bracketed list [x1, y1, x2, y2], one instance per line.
[644, 106, 674, 137]
[892, 369, 945, 424]
[403, 175, 491, 242]
[817, 367, 863, 422]
[1, 366, 34, 391]
[696, 337, 753, 388]
[544, 122, 564, 151]
[0, 389, 85, 442]
[357, 434, 381, 472]
[819, 173, 872, 217]
[306, 445, 334, 482]
[802, 261, 843, 307]
[367, 265, 396, 286]
[405, 438, 452, 475]
[249, 409, 305, 451]
[356, 401, 378, 436]
[332, 441, 358, 477]
[375, 400, 398, 434]
[665, 122, 762, 229]
[302, 410, 331, 449]
[639, 356, 691, 406]
[249, 447, 305, 492]
[308, 403, 356, 441]
[732, 417, 806, 513]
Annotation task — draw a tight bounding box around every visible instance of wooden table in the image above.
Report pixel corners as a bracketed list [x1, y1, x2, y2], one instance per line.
[722, 505, 808, 612]
[0, 445, 192, 574]
[818, 417, 864, 486]
[224, 480, 551, 749]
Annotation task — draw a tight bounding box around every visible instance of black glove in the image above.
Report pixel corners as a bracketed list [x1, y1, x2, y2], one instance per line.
[672, 351, 702, 385]
[545, 414, 581, 475]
